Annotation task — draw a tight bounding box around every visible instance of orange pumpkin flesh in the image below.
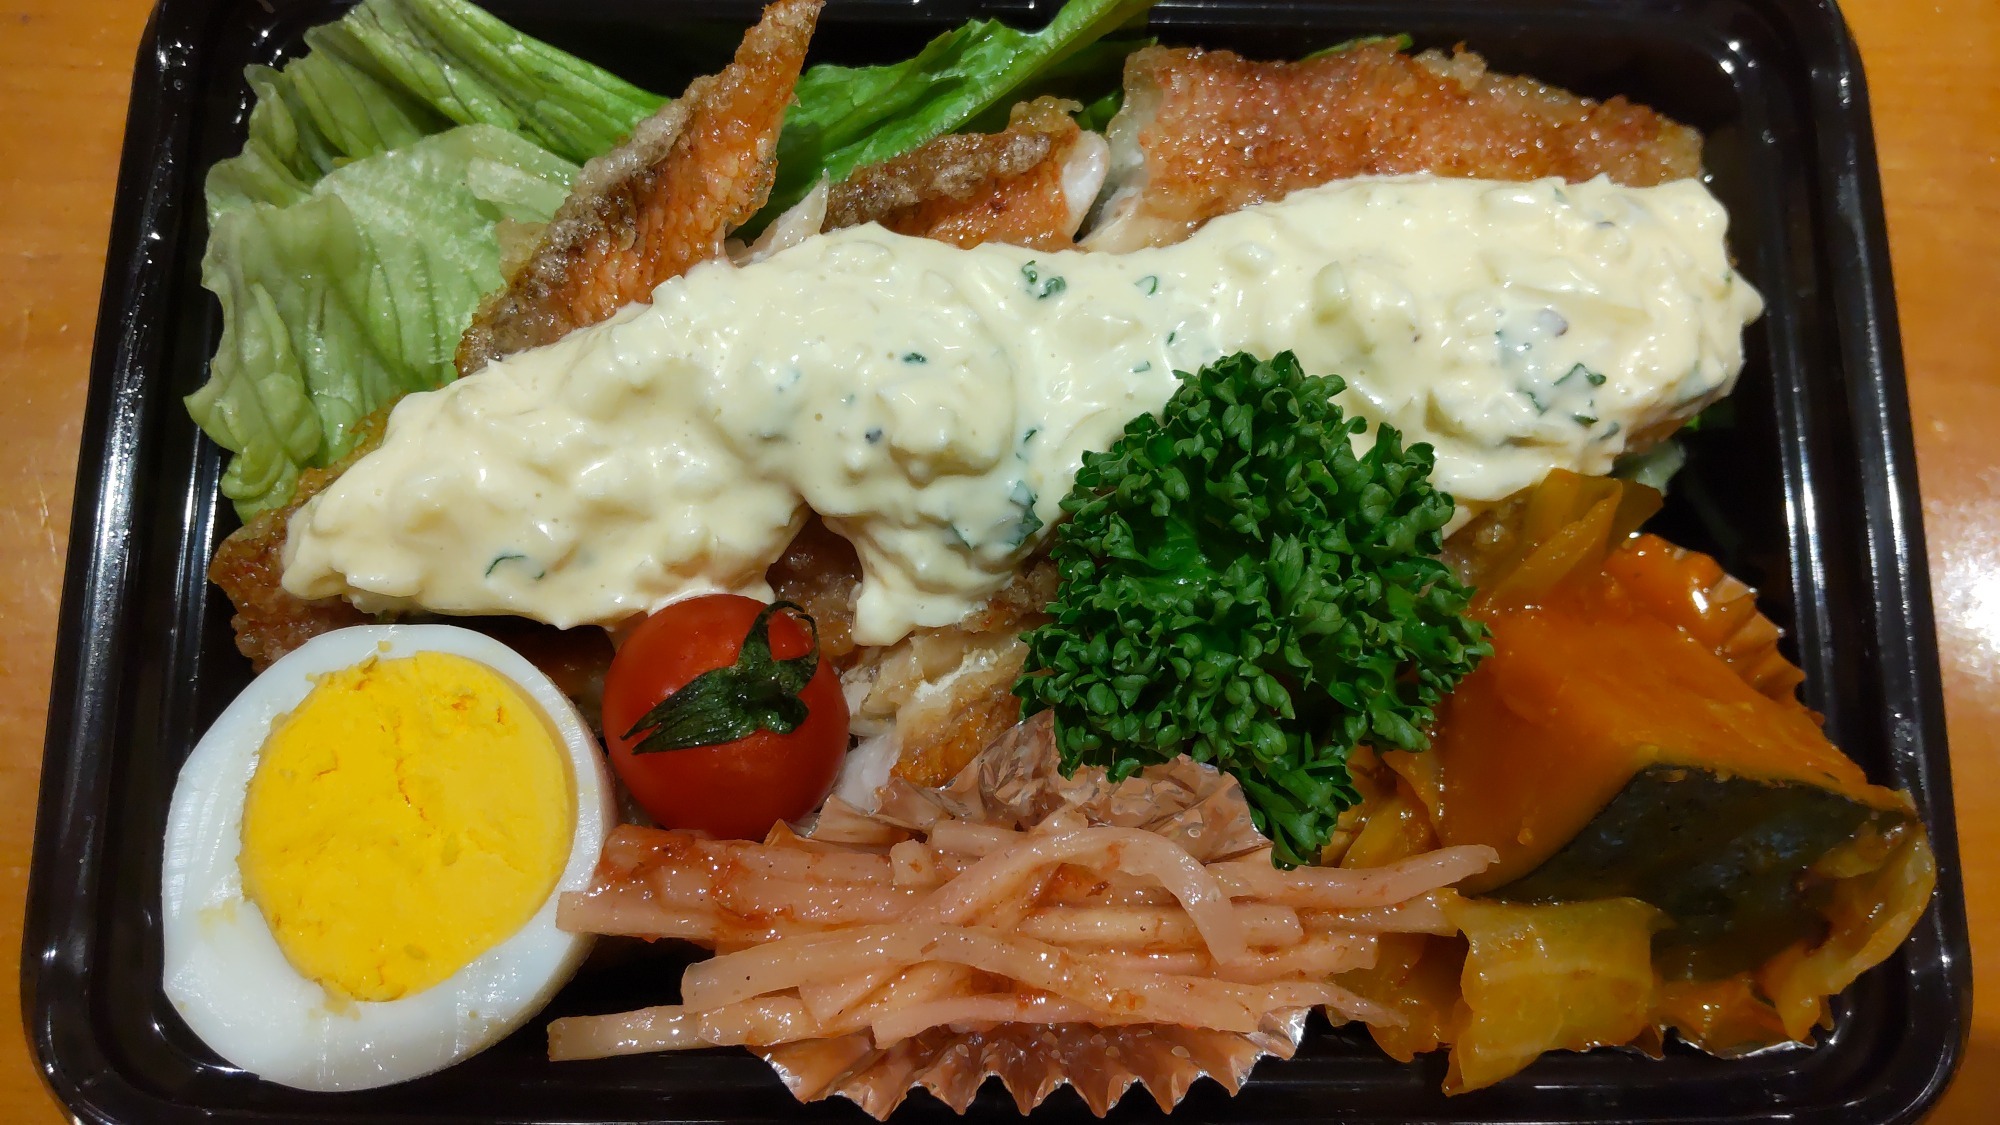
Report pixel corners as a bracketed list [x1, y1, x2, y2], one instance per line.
[1429, 574, 1905, 894]
[1348, 472, 1934, 1092]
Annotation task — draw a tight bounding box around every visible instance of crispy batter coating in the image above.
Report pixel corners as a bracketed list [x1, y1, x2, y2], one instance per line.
[833, 556, 1058, 788]
[767, 515, 865, 666]
[455, 0, 821, 374]
[886, 645, 1029, 787]
[888, 558, 1059, 786]
[770, 94, 1092, 779]
[1087, 43, 1703, 250]
[766, 516, 1054, 663]
[765, 507, 1060, 789]
[208, 410, 389, 671]
[466, 617, 616, 729]
[211, 401, 618, 716]
[828, 97, 1101, 252]
[217, 33, 1698, 767]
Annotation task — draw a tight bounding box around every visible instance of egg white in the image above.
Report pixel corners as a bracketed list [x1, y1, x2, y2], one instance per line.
[161, 624, 615, 1091]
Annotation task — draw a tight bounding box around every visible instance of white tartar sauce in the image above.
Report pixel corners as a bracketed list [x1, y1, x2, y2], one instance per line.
[283, 174, 1764, 644]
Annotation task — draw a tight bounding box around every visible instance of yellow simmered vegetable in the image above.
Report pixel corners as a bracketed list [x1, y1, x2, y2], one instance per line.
[1342, 471, 1935, 1090]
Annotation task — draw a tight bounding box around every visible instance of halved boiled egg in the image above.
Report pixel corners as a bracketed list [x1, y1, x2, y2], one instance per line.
[161, 624, 614, 1091]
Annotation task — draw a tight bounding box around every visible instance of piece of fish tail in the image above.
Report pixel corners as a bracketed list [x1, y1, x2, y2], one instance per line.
[456, 0, 823, 375]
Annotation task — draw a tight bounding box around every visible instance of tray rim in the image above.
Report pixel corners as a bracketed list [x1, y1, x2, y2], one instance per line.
[20, 0, 1972, 1122]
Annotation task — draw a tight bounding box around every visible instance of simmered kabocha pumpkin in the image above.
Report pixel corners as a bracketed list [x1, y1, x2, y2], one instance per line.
[1493, 765, 1902, 978]
[1410, 473, 1919, 969]
[1420, 560, 1913, 976]
[1358, 471, 1935, 1089]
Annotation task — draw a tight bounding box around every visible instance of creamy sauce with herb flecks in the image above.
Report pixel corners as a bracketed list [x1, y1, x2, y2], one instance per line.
[282, 174, 1764, 644]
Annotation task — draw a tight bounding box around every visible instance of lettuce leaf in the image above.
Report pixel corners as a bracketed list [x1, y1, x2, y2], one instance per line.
[754, 0, 1154, 226]
[207, 0, 662, 215]
[192, 0, 660, 519]
[193, 126, 576, 515]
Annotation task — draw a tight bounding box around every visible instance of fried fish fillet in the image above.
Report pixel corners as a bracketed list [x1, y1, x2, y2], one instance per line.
[766, 515, 866, 666]
[826, 97, 1110, 251]
[219, 89, 1085, 675]
[837, 556, 1059, 789]
[1086, 42, 1703, 251]
[455, 0, 820, 375]
[770, 96, 1114, 782]
[762, 485, 1070, 791]
[767, 510, 1057, 788]
[216, 31, 1705, 787]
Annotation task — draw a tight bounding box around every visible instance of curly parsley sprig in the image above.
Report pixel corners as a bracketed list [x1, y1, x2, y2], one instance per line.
[1014, 352, 1490, 866]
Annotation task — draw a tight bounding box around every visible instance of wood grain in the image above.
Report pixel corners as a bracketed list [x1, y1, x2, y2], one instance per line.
[0, 0, 157, 1118]
[1841, 3, 2000, 1120]
[0, 0, 1991, 1120]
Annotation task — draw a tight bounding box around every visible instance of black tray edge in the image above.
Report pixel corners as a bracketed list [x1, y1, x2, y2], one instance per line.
[1804, 1, 1973, 1118]
[20, 1, 196, 1121]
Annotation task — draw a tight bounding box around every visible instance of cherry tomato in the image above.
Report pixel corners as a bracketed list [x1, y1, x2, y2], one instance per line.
[602, 594, 848, 839]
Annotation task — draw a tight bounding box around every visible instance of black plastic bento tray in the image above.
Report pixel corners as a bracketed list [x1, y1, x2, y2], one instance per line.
[22, 0, 1971, 1121]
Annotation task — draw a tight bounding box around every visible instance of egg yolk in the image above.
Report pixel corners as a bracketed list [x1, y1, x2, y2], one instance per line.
[239, 651, 574, 1003]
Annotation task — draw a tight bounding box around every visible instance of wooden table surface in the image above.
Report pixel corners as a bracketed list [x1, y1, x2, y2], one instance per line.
[1, 0, 1993, 1119]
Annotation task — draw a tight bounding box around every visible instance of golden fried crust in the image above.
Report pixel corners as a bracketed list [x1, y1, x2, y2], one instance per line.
[763, 517, 1055, 664]
[767, 515, 865, 667]
[885, 560, 1057, 789]
[767, 516, 1057, 789]
[455, 0, 822, 375]
[1103, 43, 1703, 248]
[208, 409, 391, 670]
[828, 97, 1087, 252]
[890, 666, 1026, 787]
[211, 401, 619, 718]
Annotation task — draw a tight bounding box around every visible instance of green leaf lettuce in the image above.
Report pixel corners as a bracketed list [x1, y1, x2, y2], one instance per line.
[755, 0, 1153, 226]
[191, 0, 661, 519]
[192, 125, 576, 514]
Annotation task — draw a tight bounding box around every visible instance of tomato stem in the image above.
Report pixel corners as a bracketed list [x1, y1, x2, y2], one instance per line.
[623, 601, 821, 754]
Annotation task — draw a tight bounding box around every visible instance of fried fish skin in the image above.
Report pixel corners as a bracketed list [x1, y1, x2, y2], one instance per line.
[455, 0, 821, 375]
[1087, 42, 1703, 251]
[827, 97, 1109, 252]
